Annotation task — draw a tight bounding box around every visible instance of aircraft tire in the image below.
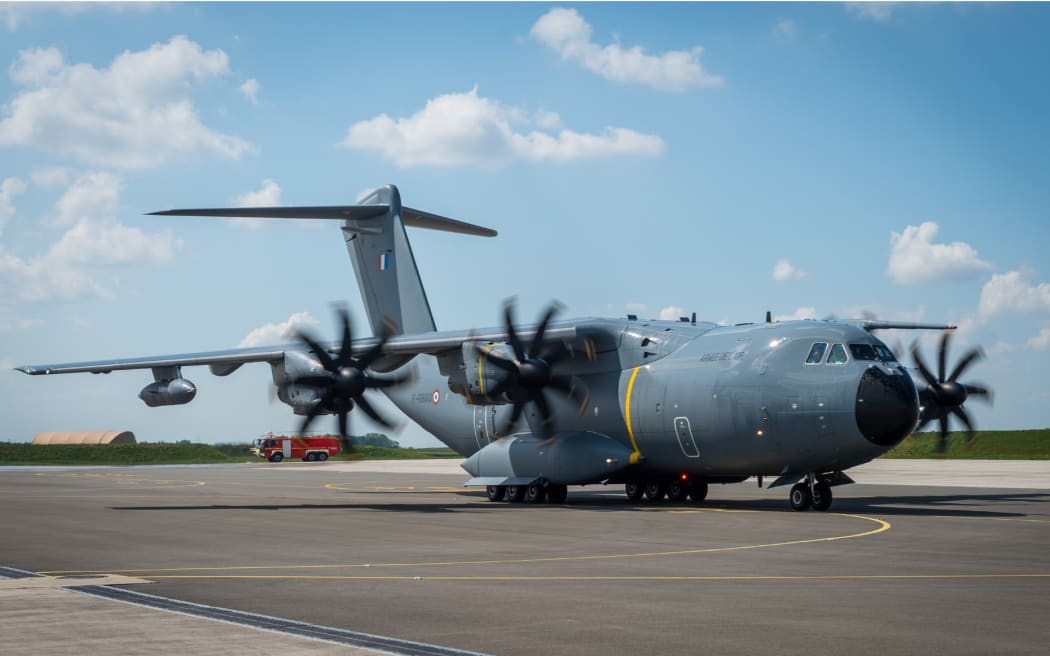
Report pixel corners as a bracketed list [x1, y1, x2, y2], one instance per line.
[546, 484, 568, 504]
[318, 452, 328, 462]
[486, 485, 506, 502]
[688, 481, 709, 502]
[811, 481, 833, 511]
[644, 480, 667, 501]
[667, 480, 689, 502]
[789, 483, 811, 511]
[525, 483, 547, 504]
[269, 453, 283, 463]
[506, 485, 527, 503]
[625, 482, 644, 502]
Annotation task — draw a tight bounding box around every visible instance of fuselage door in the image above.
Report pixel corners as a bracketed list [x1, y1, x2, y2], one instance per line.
[473, 405, 498, 447]
[674, 416, 700, 458]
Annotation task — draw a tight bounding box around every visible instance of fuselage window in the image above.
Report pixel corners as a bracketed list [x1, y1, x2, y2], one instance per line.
[805, 342, 828, 364]
[849, 343, 878, 361]
[827, 343, 848, 364]
[873, 344, 897, 362]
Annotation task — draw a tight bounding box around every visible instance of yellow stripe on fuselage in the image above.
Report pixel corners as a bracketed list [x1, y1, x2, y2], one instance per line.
[624, 367, 642, 464]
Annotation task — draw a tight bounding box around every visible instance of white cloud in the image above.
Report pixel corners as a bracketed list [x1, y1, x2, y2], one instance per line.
[772, 258, 806, 282]
[530, 8, 722, 92]
[234, 179, 282, 208]
[775, 307, 817, 322]
[239, 78, 260, 104]
[887, 222, 993, 284]
[1026, 327, 1050, 351]
[659, 306, 686, 321]
[0, 36, 254, 169]
[0, 176, 27, 236]
[847, 2, 898, 23]
[2, 2, 161, 32]
[342, 87, 664, 169]
[239, 312, 319, 348]
[0, 172, 181, 302]
[774, 20, 798, 39]
[30, 166, 70, 187]
[53, 171, 120, 227]
[979, 270, 1050, 317]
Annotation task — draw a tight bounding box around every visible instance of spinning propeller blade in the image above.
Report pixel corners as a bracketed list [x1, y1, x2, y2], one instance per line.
[283, 308, 407, 450]
[475, 299, 591, 443]
[910, 332, 993, 453]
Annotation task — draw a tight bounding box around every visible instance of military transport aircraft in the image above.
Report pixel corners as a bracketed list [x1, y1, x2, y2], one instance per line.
[17, 185, 992, 511]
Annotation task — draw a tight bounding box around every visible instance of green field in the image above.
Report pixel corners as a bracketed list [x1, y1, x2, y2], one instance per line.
[883, 429, 1050, 459]
[0, 441, 461, 466]
[2, 430, 1047, 466]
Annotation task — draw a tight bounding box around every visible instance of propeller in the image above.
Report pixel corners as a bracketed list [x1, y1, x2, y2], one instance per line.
[284, 308, 408, 450]
[475, 299, 591, 443]
[910, 331, 993, 452]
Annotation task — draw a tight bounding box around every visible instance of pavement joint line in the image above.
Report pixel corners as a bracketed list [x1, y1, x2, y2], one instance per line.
[135, 573, 1050, 582]
[69, 584, 492, 656]
[39, 513, 891, 576]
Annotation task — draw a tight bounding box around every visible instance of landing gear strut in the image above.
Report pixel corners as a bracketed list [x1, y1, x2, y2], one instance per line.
[790, 474, 834, 511]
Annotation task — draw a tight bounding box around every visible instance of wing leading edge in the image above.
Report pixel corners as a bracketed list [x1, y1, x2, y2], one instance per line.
[15, 325, 582, 376]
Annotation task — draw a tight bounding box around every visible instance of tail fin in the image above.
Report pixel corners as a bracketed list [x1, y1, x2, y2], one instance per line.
[149, 184, 496, 336]
[345, 185, 439, 335]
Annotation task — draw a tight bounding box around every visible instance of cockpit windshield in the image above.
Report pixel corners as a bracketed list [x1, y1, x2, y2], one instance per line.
[850, 343, 897, 363]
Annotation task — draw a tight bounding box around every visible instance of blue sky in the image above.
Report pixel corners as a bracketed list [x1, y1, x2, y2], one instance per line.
[1, 2, 1048, 446]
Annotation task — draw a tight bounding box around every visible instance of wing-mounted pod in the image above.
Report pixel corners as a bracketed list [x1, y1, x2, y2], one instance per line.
[139, 366, 196, 407]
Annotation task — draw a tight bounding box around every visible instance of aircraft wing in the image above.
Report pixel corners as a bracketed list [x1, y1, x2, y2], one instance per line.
[14, 324, 585, 376]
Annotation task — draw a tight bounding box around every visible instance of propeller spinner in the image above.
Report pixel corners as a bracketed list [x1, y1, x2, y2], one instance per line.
[910, 331, 993, 452]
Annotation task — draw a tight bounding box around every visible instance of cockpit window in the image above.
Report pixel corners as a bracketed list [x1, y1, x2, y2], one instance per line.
[805, 342, 828, 364]
[827, 343, 848, 364]
[849, 344, 877, 361]
[874, 345, 897, 362]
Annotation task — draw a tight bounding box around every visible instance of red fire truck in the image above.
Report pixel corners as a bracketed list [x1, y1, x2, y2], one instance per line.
[252, 435, 341, 462]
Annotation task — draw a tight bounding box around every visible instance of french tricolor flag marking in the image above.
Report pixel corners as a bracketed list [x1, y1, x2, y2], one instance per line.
[378, 253, 390, 271]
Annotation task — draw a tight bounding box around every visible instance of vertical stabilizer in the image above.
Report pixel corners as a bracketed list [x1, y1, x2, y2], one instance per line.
[343, 185, 436, 336]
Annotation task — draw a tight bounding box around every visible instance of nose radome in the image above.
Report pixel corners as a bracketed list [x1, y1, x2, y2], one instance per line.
[855, 366, 919, 447]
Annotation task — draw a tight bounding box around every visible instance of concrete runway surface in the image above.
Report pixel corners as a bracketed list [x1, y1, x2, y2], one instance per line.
[1, 459, 1048, 655]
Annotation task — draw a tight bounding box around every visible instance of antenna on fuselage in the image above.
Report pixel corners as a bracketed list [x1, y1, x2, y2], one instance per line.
[765, 310, 772, 324]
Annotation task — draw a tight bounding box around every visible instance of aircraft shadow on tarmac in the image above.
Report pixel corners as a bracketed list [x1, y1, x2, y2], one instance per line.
[109, 490, 1050, 519]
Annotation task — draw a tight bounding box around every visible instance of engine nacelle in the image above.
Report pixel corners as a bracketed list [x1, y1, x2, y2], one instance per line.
[139, 378, 196, 407]
[270, 350, 327, 415]
[448, 342, 517, 405]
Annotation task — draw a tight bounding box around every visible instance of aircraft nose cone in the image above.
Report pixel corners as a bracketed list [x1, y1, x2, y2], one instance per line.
[855, 366, 919, 447]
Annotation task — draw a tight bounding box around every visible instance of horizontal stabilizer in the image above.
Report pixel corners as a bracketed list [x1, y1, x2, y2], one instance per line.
[148, 205, 497, 237]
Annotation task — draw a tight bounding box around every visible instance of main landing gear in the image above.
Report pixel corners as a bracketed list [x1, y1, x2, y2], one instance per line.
[624, 478, 708, 504]
[486, 483, 569, 504]
[789, 474, 833, 512]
